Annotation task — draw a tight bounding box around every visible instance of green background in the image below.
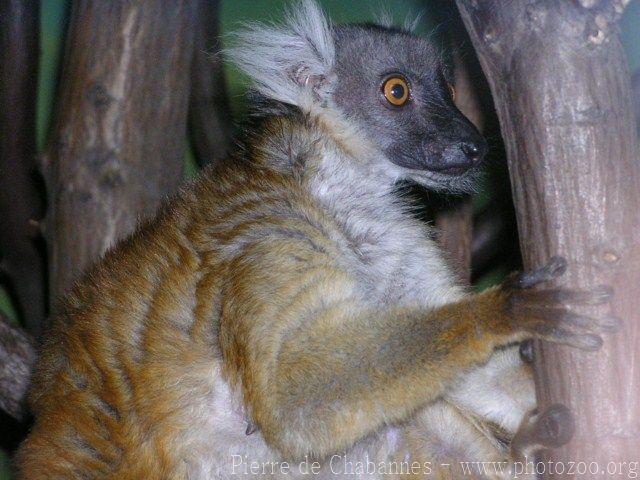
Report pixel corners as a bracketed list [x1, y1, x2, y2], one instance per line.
[1, 1, 639, 477]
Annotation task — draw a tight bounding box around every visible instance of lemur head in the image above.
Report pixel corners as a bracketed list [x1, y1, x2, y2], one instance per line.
[229, 0, 486, 192]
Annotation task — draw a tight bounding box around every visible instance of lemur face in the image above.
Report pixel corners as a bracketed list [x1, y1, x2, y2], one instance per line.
[333, 25, 487, 191]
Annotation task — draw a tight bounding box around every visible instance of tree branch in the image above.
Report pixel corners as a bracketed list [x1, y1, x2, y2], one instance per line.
[44, 1, 197, 301]
[633, 68, 639, 129]
[457, 0, 640, 472]
[0, 314, 35, 423]
[0, 0, 46, 337]
[189, 0, 233, 167]
[433, 4, 485, 283]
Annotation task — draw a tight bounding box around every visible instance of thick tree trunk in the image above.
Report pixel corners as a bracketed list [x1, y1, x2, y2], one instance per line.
[44, 1, 197, 302]
[457, 0, 640, 473]
[0, 0, 211, 423]
[633, 69, 639, 128]
[0, 315, 35, 423]
[189, 0, 233, 167]
[0, 1, 46, 337]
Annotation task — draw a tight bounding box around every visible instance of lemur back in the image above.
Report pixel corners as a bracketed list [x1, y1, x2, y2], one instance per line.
[17, 2, 613, 479]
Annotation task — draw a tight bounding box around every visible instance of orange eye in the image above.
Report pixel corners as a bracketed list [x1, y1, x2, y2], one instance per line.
[448, 83, 456, 102]
[382, 76, 410, 106]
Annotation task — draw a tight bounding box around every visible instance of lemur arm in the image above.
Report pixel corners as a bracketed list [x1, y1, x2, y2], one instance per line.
[219, 237, 607, 460]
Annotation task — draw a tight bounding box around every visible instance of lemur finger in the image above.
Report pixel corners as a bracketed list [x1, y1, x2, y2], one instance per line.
[519, 340, 534, 363]
[560, 312, 621, 333]
[512, 404, 575, 459]
[534, 324, 603, 350]
[520, 307, 621, 334]
[507, 256, 567, 290]
[513, 285, 613, 307]
[536, 404, 575, 449]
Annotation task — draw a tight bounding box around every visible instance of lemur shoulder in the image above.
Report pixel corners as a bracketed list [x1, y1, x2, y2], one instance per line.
[17, 2, 616, 479]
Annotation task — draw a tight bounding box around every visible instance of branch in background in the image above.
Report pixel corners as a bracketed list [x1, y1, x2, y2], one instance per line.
[189, 0, 234, 167]
[432, 2, 485, 283]
[436, 199, 473, 282]
[44, 0, 197, 301]
[457, 0, 640, 473]
[0, 314, 35, 423]
[434, 51, 482, 283]
[0, 1, 47, 337]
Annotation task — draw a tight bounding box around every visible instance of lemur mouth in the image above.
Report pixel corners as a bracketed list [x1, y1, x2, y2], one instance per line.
[404, 141, 486, 178]
[427, 164, 475, 177]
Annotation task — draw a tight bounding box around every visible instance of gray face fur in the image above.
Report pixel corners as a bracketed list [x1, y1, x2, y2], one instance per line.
[332, 25, 486, 190]
[228, 0, 486, 192]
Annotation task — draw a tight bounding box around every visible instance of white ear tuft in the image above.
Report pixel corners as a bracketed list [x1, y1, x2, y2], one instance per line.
[403, 11, 425, 33]
[373, 6, 394, 29]
[373, 4, 424, 33]
[226, 0, 335, 108]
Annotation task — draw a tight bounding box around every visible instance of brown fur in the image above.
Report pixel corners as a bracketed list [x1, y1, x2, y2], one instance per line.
[16, 115, 603, 479]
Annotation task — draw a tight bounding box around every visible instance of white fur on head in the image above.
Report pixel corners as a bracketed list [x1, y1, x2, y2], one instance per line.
[227, 0, 335, 110]
[373, 6, 424, 33]
[373, 6, 394, 29]
[403, 11, 424, 33]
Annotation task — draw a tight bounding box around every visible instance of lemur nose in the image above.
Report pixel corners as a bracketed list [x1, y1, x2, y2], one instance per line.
[460, 142, 485, 161]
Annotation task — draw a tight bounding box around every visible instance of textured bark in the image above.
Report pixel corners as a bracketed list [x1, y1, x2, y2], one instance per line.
[0, 0, 46, 337]
[633, 69, 639, 128]
[457, 0, 640, 473]
[189, 0, 233, 167]
[436, 199, 473, 282]
[44, 1, 196, 301]
[0, 314, 35, 423]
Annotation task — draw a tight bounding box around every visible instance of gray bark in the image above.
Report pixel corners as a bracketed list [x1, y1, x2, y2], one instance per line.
[457, 0, 640, 473]
[44, 1, 196, 301]
[0, 315, 35, 423]
[633, 69, 639, 129]
[189, 0, 233, 166]
[0, 0, 46, 337]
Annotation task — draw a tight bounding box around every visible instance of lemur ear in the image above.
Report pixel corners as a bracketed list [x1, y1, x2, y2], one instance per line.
[227, 0, 335, 109]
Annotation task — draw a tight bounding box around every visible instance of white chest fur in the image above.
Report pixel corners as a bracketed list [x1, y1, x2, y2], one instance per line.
[180, 367, 409, 480]
[182, 150, 530, 479]
[308, 150, 466, 309]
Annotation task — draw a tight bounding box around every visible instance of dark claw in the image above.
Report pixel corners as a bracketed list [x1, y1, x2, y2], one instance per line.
[569, 332, 603, 351]
[511, 404, 574, 460]
[512, 256, 568, 290]
[550, 285, 613, 306]
[598, 315, 622, 333]
[532, 404, 575, 449]
[534, 323, 603, 350]
[519, 340, 534, 363]
[589, 285, 614, 304]
[511, 285, 614, 308]
[544, 256, 569, 278]
[557, 310, 619, 333]
[246, 421, 259, 435]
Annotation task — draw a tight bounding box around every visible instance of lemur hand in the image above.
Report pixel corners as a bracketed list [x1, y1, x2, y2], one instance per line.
[494, 256, 620, 350]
